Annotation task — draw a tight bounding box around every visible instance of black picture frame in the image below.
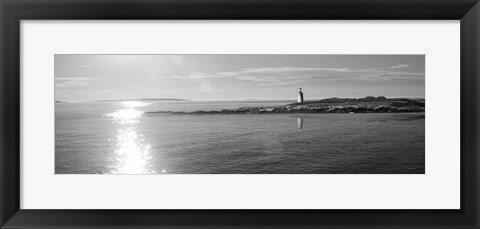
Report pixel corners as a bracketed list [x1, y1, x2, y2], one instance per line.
[1, 0, 479, 228]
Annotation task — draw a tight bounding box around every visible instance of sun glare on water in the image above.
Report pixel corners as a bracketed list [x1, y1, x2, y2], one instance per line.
[106, 101, 150, 124]
[121, 101, 150, 108]
[106, 101, 157, 174]
[107, 109, 143, 124]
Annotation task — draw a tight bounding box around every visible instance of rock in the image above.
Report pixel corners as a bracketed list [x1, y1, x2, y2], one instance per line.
[145, 97, 425, 115]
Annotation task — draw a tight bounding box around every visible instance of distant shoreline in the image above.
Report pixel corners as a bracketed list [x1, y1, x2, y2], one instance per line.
[56, 96, 425, 104]
[92, 98, 190, 102]
[146, 96, 425, 115]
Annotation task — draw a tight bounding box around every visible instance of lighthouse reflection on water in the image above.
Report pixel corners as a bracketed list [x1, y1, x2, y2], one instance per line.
[297, 88, 304, 132]
[297, 117, 304, 132]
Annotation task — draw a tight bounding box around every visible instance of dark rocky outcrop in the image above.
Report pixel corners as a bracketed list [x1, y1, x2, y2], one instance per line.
[146, 96, 425, 115]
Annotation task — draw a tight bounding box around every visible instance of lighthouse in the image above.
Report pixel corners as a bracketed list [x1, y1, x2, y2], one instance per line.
[297, 88, 304, 103]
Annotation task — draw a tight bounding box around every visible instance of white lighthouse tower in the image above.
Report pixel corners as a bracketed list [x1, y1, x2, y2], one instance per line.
[297, 88, 304, 103]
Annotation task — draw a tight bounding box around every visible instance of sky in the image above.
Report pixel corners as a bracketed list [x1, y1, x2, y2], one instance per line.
[55, 55, 425, 102]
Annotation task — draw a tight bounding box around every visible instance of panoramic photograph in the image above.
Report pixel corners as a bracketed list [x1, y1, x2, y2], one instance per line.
[55, 54, 425, 174]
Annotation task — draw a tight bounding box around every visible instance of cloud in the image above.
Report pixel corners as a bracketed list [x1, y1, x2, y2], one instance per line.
[185, 67, 353, 79]
[153, 66, 424, 85]
[235, 76, 280, 83]
[389, 64, 411, 69]
[259, 80, 310, 86]
[355, 72, 424, 81]
[235, 74, 313, 85]
[55, 77, 97, 88]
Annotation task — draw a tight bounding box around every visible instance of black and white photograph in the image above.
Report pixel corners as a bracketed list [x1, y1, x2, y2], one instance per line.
[55, 54, 425, 174]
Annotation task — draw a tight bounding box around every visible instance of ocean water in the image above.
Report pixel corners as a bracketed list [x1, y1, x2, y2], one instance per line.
[55, 100, 425, 174]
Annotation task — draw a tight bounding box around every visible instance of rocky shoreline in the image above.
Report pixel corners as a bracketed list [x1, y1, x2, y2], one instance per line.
[146, 96, 425, 115]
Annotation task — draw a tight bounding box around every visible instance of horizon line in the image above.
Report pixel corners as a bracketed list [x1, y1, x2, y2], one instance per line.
[55, 95, 426, 103]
